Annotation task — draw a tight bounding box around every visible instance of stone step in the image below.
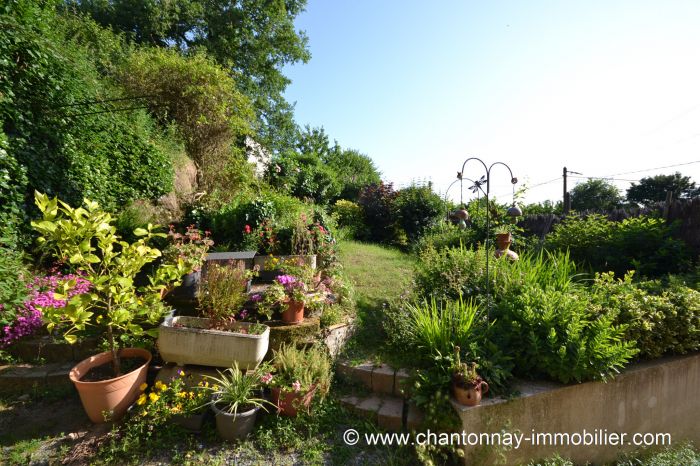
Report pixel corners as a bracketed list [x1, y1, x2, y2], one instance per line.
[336, 360, 411, 397]
[0, 362, 74, 395]
[339, 393, 424, 432]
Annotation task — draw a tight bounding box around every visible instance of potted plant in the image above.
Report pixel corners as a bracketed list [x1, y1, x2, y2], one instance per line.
[157, 263, 270, 369]
[136, 370, 210, 432]
[31, 192, 190, 423]
[264, 344, 331, 416]
[451, 346, 489, 407]
[203, 362, 273, 441]
[257, 274, 309, 324]
[162, 225, 214, 298]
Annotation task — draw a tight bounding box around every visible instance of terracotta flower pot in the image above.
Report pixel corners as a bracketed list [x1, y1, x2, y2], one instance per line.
[452, 380, 489, 407]
[270, 386, 316, 417]
[69, 347, 152, 423]
[495, 233, 512, 250]
[282, 300, 304, 324]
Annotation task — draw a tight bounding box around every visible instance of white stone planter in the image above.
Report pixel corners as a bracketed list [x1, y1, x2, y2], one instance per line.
[157, 316, 269, 369]
[253, 254, 317, 270]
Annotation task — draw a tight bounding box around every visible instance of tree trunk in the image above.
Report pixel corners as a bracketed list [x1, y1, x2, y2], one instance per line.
[107, 325, 121, 377]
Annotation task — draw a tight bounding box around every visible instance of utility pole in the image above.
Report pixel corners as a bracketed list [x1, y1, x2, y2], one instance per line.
[563, 167, 582, 215]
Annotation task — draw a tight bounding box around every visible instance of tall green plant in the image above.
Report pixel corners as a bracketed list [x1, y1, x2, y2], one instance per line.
[406, 296, 483, 361]
[31, 192, 190, 375]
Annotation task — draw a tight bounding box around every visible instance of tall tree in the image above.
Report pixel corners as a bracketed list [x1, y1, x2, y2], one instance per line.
[626, 172, 699, 206]
[67, 0, 310, 153]
[570, 179, 622, 211]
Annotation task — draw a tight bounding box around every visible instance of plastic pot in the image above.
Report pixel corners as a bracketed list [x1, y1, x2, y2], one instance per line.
[211, 403, 260, 441]
[69, 347, 152, 423]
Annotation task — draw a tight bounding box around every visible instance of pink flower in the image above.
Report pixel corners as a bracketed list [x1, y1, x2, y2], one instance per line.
[244, 225, 252, 234]
[261, 373, 273, 384]
[292, 380, 301, 392]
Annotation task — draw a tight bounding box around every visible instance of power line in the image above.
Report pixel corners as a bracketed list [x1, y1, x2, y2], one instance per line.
[588, 160, 700, 179]
[568, 175, 641, 182]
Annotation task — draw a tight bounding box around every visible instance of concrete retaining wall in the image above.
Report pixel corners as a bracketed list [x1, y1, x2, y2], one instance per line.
[453, 353, 700, 465]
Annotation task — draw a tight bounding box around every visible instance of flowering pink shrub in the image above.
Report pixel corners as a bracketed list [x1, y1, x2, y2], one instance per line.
[0, 274, 91, 348]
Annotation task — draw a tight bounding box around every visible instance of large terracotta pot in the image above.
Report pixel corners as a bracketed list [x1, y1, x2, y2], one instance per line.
[452, 380, 489, 407]
[70, 347, 152, 423]
[270, 385, 316, 417]
[281, 300, 304, 324]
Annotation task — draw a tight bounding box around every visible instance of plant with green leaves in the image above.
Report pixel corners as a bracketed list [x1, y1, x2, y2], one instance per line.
[203, 362, 273, 416]
[406, 296, 483, 361]
[31, 192, 190, 375]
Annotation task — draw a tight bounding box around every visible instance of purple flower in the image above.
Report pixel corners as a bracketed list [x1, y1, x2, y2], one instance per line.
[0, 273, 92, 348]
[250, 293, 262, 303]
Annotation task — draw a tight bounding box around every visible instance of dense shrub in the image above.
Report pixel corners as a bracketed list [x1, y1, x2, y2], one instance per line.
[591, 273, 700, 358]
[412, 222, 476, 253]
[545, 214, 690, 278]
[120, 47, 255, 192]
[0, 2, 173, 211]
[357, 182, 399, 243]
[0, 129, 27, 243]
[395, 185, 444, 243]
[0, 242, 29, 328]
[330, 200, 366, 239]
[492, 285, 637, 383]
[267, 151, 340, 205]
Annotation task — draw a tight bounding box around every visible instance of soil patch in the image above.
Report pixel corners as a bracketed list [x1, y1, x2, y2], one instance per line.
[81, 357, 147, 382]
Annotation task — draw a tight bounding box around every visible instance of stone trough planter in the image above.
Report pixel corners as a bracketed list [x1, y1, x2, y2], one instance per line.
[157, 316, 269, 369]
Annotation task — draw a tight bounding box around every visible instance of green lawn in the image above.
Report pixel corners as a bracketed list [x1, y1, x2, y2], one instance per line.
[337, 240, 415, 366]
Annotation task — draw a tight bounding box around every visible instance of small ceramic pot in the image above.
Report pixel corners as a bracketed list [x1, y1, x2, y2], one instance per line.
[452, 380, 489, 407]
[172, 412, 207, 432]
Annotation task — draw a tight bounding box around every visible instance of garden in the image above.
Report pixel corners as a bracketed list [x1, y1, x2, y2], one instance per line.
[1, 1, 700, 465]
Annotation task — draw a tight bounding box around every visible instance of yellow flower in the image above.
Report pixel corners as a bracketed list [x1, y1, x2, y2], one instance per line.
[177, 391, 187, 399]
[149, 392, 160, 403]
[171, 406, 181, 414]
[154, 380, 167, 392]
[137, 394, 147, 406]
[212, 385, 219, 391]
[188, 391, 194, 399]
[139, 383, 148, 391]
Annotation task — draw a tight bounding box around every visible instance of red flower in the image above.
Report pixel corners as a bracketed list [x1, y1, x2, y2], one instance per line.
[244, 225, 252, 234]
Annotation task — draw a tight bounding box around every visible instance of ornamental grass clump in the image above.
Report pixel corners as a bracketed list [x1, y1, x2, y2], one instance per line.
[31, 192, 190, 376]
[203, 362, 272, 416]
[267, 343, 332, 397]
[406, 295, 484, 361]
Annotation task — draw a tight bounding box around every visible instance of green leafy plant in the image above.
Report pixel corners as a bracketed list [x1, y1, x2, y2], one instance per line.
[546, 214, 690, 278]
[162, 225, 213, 273]
[31, 192, 190, 375]
[492, 285, 638, 383]
[590, 272, 700, 358]
[203, 362, 273, 415]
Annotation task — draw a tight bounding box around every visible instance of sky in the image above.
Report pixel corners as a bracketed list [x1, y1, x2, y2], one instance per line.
[282, 0, 700, 204]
